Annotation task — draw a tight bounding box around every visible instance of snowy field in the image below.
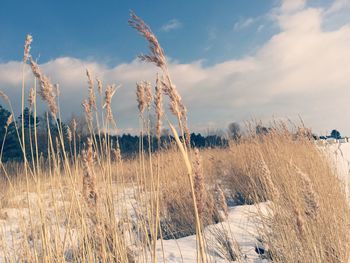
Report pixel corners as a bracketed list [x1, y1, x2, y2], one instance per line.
[319, 141, 350, 202]
[0, 142, 349, 262]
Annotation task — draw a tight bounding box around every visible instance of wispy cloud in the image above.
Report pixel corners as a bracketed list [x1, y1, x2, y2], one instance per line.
[257, 24, 265, 32]
[161, 19, 182, 32]
[207, 27, 217, 41]
[233, 17, 256, 31]
[325, 0, 350, 15]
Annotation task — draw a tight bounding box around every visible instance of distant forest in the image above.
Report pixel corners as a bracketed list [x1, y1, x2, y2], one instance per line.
[0, 104, 229, 163]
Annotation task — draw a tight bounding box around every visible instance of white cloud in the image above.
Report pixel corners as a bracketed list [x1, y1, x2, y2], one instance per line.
[1, 0, 350, 135]
[161, 19, 182, 32]
[281, 0, 306, 13]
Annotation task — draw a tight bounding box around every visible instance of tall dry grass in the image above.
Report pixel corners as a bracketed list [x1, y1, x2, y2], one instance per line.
[213, 130, 350, 262]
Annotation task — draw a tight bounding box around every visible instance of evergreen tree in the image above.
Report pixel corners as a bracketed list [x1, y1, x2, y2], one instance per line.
[0, 105, 21, 162]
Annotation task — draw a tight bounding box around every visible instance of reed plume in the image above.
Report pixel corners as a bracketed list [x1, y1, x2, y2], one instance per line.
[154, 74, 163, 141]
[82, 138, 97, 210]
[216, 184, 228, 219]
[144, 81, 152, 109]
[112, 141, 122, 163]
[6, 114, 13, 128]
[129, 12, 189, 144]
[23, 34, 33, 63]
[66, 126, 72, 143]
[136, 82, 146, 115]
[72, 118, 77, 133]
[29, 58, 58, 116]
[96, 78, 103, 95]
[82, 99, 92, 122]
[128, 12, 166, 68]
[257, 154, 280, 200]
[82, 139, 106, 260]
[292, 163, 320, 219]
[86, 69, 97, 110]
[28, 87, 35, 108]
[104, 85, 117, 121]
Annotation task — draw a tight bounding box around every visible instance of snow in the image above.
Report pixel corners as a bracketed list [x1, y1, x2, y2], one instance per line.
[0, 190, 270, 262]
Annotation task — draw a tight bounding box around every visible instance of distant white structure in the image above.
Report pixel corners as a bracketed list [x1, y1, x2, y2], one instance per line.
[326, 138, 337, 144]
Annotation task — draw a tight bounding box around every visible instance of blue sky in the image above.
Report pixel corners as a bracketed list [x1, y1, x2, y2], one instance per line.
[0, 0, 276, 65]
[1, 0, 350, 135]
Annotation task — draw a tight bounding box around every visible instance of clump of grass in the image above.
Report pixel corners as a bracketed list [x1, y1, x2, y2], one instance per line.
[220, 129, 350, 262]
[208, 226, 241, 262]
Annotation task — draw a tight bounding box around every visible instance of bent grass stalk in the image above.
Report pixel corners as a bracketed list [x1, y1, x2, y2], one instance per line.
[169, 123, 207, 263]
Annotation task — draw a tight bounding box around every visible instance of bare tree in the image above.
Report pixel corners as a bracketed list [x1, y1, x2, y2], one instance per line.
[228, 122, 241, 140]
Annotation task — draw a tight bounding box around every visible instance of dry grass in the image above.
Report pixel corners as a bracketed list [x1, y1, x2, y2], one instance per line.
[1, 132, 349, 262]
[215, 132, 350, 262]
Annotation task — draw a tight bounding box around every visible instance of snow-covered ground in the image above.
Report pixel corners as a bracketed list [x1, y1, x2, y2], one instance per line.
[0, 189, 270, 262]
[319, 141, 350, 201]
[154, 203, 270, 263]
[1, 142, 349, 262]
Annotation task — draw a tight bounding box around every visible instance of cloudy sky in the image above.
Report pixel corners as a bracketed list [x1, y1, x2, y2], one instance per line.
[0, 0, 350, 135]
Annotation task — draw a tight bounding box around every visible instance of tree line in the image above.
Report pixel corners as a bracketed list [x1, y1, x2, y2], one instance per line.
[1, 103, 342, 164]
[0, 104, 229, 163]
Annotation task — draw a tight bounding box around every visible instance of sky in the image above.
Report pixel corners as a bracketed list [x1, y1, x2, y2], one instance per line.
[0, 0, 350, 135]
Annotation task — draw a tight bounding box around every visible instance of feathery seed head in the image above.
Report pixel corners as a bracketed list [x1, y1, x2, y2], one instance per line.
[72, 118, 77, 132]
[96, 78, 103, 95]
[86, 69, 96, 110]
[136, 81, 146, 115]
[82, 99, 92, 121]
[6, 114, 13, 128]
[292, 163, 320, 219]
[28, 87, 35, 108]
[24, 34, 33, 62]
[216, 184, 228, 219]
[257, 154, 280, 200]
[144, 81, 152, 109]
[82, 138, 97, 209]
[66, 126, 72, 143]
[154, 74, 164, 140]
[128, 12, 166, 68]
[112, 141, 122, 163]
[104, 84, 117, 121]
[29, 58, 58, 116]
